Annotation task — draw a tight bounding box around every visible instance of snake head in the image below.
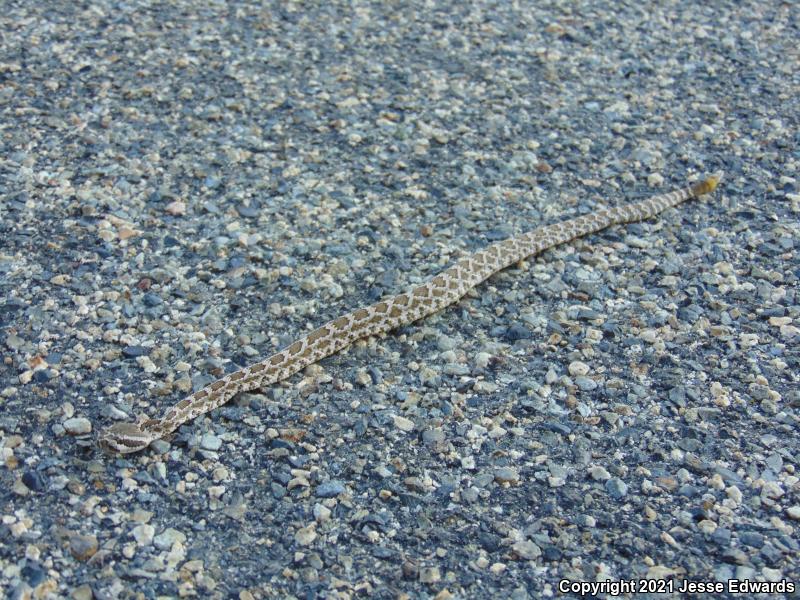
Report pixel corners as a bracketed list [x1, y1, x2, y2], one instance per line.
[98, 423, 152, 454]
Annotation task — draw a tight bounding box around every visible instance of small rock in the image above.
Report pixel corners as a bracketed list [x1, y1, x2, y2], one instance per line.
[132, 524, 155, 546]
[739, 531, 763, 548]
[575, 376, 598, 391]
[200, 433, 222, 451]
[22, 470, 47, 492]
[154, 528, 187, 550]
[208, 485, 226, 499]
[393, 415, 415, 432]
[580, 515, 597, 528]
[785, 506, 800, 520]
[505, 324, 531, 341]
[568, 361, 590, 376]
[355, 368, 372, 386]
[142, 292, 163, 307]
[419, 566, 441, 584]
[165, 200, 186, 215]
[761, 481, 784, 499]
[589, 466, 611, 481]
[69, 534, 98, 560]
[511, 540, 542, 560]
[21, 562, 45, 586]
[313, 503, 331, 523]
[726, 486, 743, 504]
[437, 335, 456, 351]
[474, 352, 491, 369]
[762, 567, 784, 582]
[422, 428, 445, 444]
[722, 548, 748, 564]
[605, 477, 628, 499]
[63, 418, 92, 435]
[487, 426, 506, 439]
[512, 540, 541, 560]
[71, 583, 94, 600]
[295, 525, 317, 546]
[473, 381, 498, 393]
[646, 565, 675, 579]
[494, 467, 520, 484]
[404, 477, 426, 492]
[697, 520, 717, 534]
[316, 481, 345, 498]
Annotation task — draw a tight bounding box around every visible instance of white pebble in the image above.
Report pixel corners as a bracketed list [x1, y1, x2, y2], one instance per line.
[474, 352, 491, 368]
[393, 415, 415, 432]
[726, 486, 743, 504]
[165, 200, 186, 215]
[295, 525, 317, 546]
[568, 361, 590, 376]
[313, 504, 331, 523]
[473, 381, 497, 393]
[761, 481, 784, 499]
[132, 524, 155, 546]
[63, 418, 92, 435]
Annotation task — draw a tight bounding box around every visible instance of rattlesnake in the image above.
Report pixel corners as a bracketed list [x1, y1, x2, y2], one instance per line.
[99, 173, 722, 454]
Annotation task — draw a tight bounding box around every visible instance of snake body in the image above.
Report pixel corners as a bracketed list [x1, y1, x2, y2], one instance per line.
[99, 174, 721, 454]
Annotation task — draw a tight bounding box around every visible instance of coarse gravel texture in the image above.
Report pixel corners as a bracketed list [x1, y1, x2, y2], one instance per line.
[1, 1, 799, 598]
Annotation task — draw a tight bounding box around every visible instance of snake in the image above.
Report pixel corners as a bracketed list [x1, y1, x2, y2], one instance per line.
[98, 173, 722, 454]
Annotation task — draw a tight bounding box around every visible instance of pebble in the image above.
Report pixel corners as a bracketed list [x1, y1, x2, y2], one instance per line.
[474, 352, 491, 369]
[200, 433, 223, 451]
[605, 478, 628, 499]
[393, 415, 415, 432]
[697, 520, 717, 534]
[419, 566, 441, 584]
[580, 515, 597, 528]
[422, 428, 445, 444]
[512, 540, 541, 560]
[154, 528, 187, 550]
[69, 534, 98, 560]
[316, 481, 346, 498]
[22, 470, 47, 493]
[62, 418, 92, 435]
[313, 504, 331, 523]
[763, 568, 784, 582]
[473, 381, 498, 393]
[295, 525, 317, 546]
[132, 524, 155, 546]
[505, 324, 531, 341]
[589, 466, 611, 481]
[761, 481, 784, 499]
[437, 335, 456, 351]
[71, 584, 94, 600]
[165, 200, 186, 215]
[568, 361, 590, 377]
[494, 467, 520, 484]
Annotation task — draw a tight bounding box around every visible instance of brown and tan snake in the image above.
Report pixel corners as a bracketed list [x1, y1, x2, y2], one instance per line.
[99, 173, 722, 454]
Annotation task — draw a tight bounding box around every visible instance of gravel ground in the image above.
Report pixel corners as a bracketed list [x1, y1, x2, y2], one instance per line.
[1, 1, 799, 598]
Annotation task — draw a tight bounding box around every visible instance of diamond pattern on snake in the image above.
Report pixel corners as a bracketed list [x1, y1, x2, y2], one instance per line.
[99, 173, 722, 454]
